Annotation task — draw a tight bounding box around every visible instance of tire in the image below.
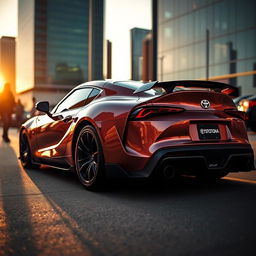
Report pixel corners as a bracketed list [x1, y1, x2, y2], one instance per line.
[19, 130, 40, 169]
[251, 123, 256, 132]
[248, 106, 256, 132]
[74, 125, 105, 190]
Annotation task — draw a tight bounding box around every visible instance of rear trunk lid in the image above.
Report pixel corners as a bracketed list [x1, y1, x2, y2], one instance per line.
[145, 90, 236, 111]
[124, 84, 247, 157]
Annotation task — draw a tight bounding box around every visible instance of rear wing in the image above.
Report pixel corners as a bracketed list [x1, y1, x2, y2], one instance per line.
[133, 80, 239, 97]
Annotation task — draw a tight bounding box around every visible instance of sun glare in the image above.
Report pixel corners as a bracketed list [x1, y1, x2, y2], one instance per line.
[0, 74, 5, 92]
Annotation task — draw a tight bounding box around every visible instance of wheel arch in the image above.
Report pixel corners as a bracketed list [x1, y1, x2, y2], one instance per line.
[71, 119, 102, 162]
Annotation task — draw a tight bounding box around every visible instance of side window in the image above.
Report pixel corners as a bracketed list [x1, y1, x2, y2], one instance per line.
[55, 88, 92, 113]
[85, 89, 101, 105]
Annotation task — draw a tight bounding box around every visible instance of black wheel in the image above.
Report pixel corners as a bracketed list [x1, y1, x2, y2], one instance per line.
[75, 125, 105, 189]
[248, 106, 256, 132]
[19, 130, 40, 169]
[251, 124, 256, 132]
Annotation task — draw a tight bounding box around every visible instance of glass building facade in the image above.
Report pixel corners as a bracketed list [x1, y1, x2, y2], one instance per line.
[36, 0, 89, 85]
[157, 0, 256, 95]
[17, 0, 103, 95]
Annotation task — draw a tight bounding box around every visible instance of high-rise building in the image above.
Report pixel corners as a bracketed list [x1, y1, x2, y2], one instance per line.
[0, 36, 16, 95]
[130, 27, 151, 81]
[88, 0, 104, 81]
[154, 0, 256, 95]
[16, 0, 104, 109]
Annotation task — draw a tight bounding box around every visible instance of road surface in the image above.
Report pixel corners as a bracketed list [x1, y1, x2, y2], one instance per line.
[0, 128, 256, 256]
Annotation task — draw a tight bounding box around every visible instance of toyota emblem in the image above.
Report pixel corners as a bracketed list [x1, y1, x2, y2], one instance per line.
[200, 99, 210, 109]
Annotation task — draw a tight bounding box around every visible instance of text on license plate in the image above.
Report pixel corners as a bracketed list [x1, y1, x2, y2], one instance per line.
[197, 124, 220, 140]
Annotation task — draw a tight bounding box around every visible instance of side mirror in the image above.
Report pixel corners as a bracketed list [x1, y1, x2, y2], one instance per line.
[36, 101, 50, 113]
[35, 101, 61, 120]
[36, 101, 53, 119]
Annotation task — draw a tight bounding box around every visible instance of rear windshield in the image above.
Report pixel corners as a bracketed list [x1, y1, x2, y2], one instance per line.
[115, 81, 145, 90]
[114, 81, 164, 96]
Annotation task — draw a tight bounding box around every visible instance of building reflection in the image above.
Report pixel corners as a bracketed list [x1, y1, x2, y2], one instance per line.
[154, 0, 256, 95]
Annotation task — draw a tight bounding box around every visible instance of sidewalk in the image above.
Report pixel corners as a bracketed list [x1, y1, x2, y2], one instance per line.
[0, 128, 19, 155]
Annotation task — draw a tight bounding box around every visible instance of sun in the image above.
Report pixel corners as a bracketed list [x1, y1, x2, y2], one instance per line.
[0, 74, 5, 92]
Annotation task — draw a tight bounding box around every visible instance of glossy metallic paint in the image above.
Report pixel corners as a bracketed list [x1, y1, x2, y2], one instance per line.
[20, 80, 254, 176]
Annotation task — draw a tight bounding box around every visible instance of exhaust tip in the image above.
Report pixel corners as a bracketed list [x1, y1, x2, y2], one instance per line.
[163, 165, 176, 180]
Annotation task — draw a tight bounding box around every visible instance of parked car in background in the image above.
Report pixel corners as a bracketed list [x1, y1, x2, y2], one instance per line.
[11, 111, 31, 128]
[233, 95, 252, 107]
[0, 110, 30, 128]
[238, 95, 256, 131]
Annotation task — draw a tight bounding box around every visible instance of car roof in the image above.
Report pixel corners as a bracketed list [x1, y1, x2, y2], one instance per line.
[74, 80, 107, 89]
[74, 80, 144, 94]
[75, 80, 142, 87]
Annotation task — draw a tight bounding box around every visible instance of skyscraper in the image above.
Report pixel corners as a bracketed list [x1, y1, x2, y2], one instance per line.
[16, 0, 104, 109]
[88, 0, 104, 81]
[154, 0, 256, 95]
[130, 27, 151, 81]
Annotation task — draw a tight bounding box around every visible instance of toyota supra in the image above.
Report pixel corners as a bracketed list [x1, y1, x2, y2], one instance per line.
[19, 80, 255, 189]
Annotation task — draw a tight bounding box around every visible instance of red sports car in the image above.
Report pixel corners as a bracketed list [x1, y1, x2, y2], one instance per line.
[19, 80, 255, 189]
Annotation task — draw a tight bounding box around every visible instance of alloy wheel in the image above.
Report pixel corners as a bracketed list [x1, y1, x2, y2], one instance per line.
[76, 127, 101, 186]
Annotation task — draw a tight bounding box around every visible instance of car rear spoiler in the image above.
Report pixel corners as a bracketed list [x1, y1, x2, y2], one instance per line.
[133, 80, 239, 97]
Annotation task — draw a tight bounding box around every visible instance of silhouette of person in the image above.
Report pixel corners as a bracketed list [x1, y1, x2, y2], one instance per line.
[16, 98, 24, 130]
[0, 83, 15, 142]
[30, 96, 37, 117]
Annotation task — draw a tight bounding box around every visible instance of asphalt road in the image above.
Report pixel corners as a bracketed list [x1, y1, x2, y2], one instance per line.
[0, 128, 256, 256]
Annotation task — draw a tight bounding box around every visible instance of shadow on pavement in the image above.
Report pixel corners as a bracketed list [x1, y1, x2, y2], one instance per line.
[0, 135, 99, 256]
[23, 164, 256, 256]
[0, 142, 39, 255]
[24, 163, 256, 198]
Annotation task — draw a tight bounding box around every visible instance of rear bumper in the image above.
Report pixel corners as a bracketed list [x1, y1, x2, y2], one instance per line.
[105, 144, 255, 179]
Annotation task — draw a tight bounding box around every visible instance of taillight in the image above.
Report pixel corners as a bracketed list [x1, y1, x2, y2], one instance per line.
[129, 107, 184, 120]
[222, 87, 237, 96]
[224, 109, 248, 121]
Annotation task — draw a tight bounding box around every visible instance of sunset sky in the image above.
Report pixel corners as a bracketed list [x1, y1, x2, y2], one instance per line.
[0, 0, 151, 81]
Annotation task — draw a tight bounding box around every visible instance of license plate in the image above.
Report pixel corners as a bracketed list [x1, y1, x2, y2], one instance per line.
[197, 124, 220, 140]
